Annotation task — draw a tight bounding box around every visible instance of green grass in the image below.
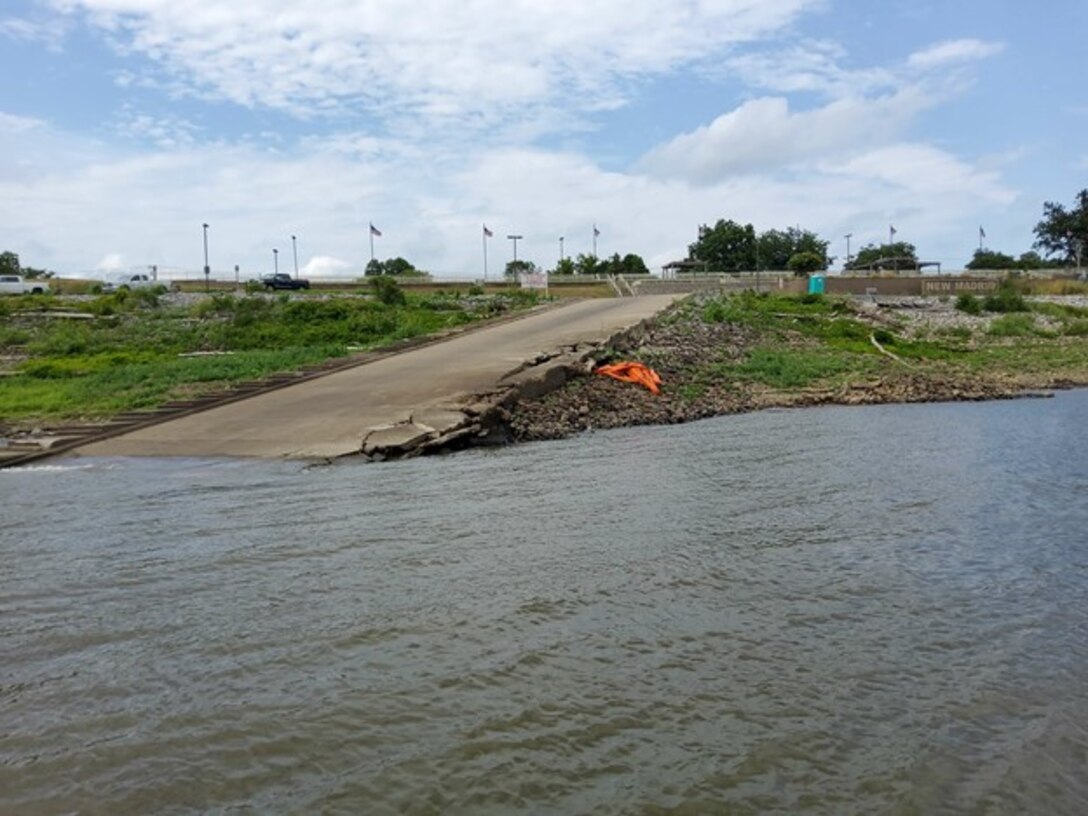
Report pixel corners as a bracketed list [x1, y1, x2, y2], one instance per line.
[730, 347, 862, 388]
[987, 313, 1043, 337]
[686, 291, 1088, 394]
[0, 289, 538, 422]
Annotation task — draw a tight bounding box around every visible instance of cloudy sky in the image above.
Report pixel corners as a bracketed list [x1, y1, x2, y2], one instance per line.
[1, 0, 1085, 279]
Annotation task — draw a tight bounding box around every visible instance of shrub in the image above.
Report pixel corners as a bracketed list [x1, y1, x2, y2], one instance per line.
[956, 293, 982, 314]
[787, 251, 825, 275]
[1064, 319, 1088, 337]
[703, 299, 729, 323]
[987, 314, 1038, 337]
[983, 282, 1028, 313]
[467, 284, 484, 296]
[370, 276, 406, 306]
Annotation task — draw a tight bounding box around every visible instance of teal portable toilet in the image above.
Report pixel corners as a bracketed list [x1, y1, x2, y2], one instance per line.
[808, 275, 826, 295]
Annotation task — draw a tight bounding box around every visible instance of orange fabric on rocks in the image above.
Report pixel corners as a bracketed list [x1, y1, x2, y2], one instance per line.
[595, 361, 662, 395]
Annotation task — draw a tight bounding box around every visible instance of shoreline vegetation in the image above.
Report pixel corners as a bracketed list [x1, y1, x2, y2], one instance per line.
[0, 284, 541, 433]
[509, 288, 1088, 441]
[2, 280, 1088, 448]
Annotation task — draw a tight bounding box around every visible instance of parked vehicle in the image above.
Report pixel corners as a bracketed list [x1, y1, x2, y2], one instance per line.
[260, 273, 311, 290]
[101, 273, 157, 293]
[0, 275, 49, 295]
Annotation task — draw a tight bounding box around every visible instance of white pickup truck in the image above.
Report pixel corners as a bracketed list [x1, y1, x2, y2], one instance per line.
[101, 273, 157, 293]
[0, 275, 49, 295]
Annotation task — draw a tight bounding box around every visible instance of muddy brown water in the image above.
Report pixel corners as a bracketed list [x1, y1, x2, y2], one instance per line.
[2, 393, 1087, 814]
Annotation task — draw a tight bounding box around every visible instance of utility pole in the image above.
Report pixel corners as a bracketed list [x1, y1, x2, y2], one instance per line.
[507, 234, 523, 263]
[202, 222, 210, 292]
[291, 235, 299, 279]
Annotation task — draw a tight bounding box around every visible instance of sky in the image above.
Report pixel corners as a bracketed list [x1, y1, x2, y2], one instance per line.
[1, 0, 1086, 279]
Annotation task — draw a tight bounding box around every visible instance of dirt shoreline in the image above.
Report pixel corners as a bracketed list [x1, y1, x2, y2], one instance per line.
[507, 295, 1088, 442]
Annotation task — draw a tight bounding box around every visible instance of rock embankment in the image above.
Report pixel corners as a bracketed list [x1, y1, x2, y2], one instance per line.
[508, 295, 1077, 443]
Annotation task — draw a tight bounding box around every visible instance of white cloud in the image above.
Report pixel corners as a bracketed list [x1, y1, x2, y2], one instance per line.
[302, 255, 354, 279]
[638, 88, 932, 183]
[907, 39, 1004, 70]
[0, 14, 70, 49]
[725, 40, 897, 97]
[0, 116, 1016, 278]
[49, 0, 818, 131]
[0, 112, 46, 133]
[95, 252, 125, 271]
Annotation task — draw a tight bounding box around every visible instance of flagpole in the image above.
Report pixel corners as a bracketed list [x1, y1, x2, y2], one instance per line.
[592, 224, 598, 258]
[483, 227, 489, 282]
[369, 223, 375, 263]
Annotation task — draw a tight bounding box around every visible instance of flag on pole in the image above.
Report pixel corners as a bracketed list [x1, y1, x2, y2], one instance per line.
[889, 225, 897, 237]
[979, 226, 986, 239]
[593, 224, 600, 237]
[483, 225, 493, 237]
[369, 223, 382, 237]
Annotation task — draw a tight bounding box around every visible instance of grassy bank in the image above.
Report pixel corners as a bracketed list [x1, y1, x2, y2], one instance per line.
[0, 286, 541, 426]
[510, 289, 1088, 440]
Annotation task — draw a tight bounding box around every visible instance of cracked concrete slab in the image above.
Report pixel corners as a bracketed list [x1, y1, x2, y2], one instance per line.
[73, 295, 684, 460]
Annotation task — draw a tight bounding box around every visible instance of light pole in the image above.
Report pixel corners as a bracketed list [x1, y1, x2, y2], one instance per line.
[291, 235, 299, 279]
[202, 222, 210, 292]
[844, 233, 852, 270]
[273, 247, 279, 276]
[507, 234, 523, 263]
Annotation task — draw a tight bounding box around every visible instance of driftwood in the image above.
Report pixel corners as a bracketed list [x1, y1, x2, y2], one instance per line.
[869, 333, 913, 367]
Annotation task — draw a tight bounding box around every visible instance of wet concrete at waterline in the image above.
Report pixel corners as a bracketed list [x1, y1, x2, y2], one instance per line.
[3, 392, 1088, 814]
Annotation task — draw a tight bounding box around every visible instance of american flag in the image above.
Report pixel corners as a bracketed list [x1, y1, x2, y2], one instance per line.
[889, 225, 897, 237]
[483, 225, 493, 237]
[593, 224, 600, 237]
[980, 226, 986, 239]
[369, 223, 382, 237]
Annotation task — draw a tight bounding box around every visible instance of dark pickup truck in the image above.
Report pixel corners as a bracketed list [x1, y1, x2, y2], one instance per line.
[260, 273, 311, 290]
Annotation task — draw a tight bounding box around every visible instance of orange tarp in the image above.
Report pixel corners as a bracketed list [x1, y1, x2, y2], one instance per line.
[595, 361, 662, 395]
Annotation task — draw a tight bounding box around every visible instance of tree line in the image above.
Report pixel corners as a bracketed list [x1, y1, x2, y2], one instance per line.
[7, 189, 1085, 281]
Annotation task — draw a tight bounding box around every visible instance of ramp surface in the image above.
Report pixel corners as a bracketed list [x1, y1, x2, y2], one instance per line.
[75, 295, 680, 459]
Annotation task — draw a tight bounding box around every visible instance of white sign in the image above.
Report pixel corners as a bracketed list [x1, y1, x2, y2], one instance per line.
[519, 272, 548, 290]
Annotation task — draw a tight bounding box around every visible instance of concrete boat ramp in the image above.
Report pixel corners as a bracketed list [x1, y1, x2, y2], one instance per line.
[69, 295, 681, 462]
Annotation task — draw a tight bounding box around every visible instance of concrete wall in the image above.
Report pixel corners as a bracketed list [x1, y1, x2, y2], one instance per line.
[825, 276, 999, 296]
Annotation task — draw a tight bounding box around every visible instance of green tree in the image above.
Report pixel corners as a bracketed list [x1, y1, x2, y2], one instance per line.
[616, 252, 650, 275]
[787, 251, 825, 275]
[552, 257, 576, 276]
[504, 259, 538, 278]
[846, 242, 918, 271]
[572, 253, 603, 276]
[1033, 189, 1088, 263]
[688, 219, 757, 271]
[758, 228, 829, 270]
[966, 249, 1018, 270]
[0, 251, 20, 276]
[595, 252, 651, 276]
[1016, 251, 1047, 270]
[365, 256, 421, 276]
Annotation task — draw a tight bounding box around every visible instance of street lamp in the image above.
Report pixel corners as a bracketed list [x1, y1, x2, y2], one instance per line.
[273, 247, 279, 276]
[507, 234, 523, 263]
[844, 233, 853, 270]
[202, 222, 210, 291]
[291, 235, 299, 279]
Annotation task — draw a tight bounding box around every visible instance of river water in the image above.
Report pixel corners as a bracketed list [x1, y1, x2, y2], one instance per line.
[3, 393, 1087, 815]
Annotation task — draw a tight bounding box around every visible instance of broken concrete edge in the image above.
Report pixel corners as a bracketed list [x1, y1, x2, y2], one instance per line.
[352, 314, 659, 462]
